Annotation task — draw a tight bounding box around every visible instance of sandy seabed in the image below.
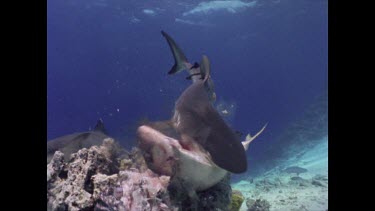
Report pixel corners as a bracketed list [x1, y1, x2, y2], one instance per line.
[232, 137, 328, 211]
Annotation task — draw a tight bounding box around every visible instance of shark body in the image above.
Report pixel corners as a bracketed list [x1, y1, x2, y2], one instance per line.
[137, 31, 267, 192]
[47, 119, 110, 163]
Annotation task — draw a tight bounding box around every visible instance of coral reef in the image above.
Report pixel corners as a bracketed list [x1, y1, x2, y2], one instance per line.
[47, 138, 121, 210]
[47, 138, 233, 210]
[229, 190, 245, 211]
[118, 147, 148, 172]
[92, 169, 173, 210]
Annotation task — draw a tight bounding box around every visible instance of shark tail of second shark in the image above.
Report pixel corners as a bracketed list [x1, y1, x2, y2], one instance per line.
[161, 30, 190, 75]
[242, 123, 268, 151]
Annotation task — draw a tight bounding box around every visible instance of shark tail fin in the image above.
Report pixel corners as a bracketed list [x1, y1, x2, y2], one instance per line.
[161, 30, 189, 75]
[242, 123, 268, 151]
[94, 118, 108, 135]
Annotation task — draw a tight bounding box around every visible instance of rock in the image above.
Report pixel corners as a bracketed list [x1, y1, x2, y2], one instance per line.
[299, 181, 309, 187]
[246, 198, 256, 209]
[168, 173, 233, 210]
[312, 179, 327, 187]
[247, 199, 271, 211]
[198, 175, 232, 210]
[288, 196, 298, 200]
[313, 174, 328, 181]
[264, 178, 277, 186]
[290, 176, 304, 181]
[289, 176, 310, 187]
[229, 190, 244, 211]
[284, 166, 308, 176]
[253, 177, 282, 192]
[291, 205, 309, 211]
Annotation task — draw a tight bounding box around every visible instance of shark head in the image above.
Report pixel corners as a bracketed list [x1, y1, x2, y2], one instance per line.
[137, 121, 266, 191]
[137, 124, 228, 191]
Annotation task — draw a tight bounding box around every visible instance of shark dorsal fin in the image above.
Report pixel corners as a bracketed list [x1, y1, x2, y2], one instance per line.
[94, 118, 108, 135]
[200, 55, 216, 102]
[200, 55, 210, 83]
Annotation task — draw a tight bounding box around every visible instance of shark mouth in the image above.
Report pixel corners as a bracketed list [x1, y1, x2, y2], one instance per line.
[137, 124, 215, 176]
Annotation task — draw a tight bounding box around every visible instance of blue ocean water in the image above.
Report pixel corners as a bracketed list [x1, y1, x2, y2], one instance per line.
[47, 0, 327, 176]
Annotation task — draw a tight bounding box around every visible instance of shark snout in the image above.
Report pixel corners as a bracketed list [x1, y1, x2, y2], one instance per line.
[137, 125, 181, 176]
[137, 125, 154, 143]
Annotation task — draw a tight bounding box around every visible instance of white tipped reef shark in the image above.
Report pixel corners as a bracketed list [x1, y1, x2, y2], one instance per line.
[47, 119, 111, 163]
[137, 31, 267, 193]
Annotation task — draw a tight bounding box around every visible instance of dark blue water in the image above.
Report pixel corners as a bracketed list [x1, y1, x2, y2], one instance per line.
[47, 0, 327, 173]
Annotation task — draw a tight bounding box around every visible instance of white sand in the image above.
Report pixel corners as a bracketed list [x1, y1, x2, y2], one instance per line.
[232, 137, 328, 211]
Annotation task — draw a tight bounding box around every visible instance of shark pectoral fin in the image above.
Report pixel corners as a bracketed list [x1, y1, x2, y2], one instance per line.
[161, 30, 190, 75]
[242, 123, 268, 151]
